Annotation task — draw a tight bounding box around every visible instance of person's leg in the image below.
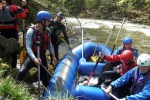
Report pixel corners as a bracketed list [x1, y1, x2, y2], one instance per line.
[109, 61, 121, 68]
[16, 56, 34, 81]
[94, 76, 104, 87]
[95, 63, 114, 87]
[54, 43, 59, 60]
[50, 42, 59, 71]
[40, 54, 49, 87]
[101, 71, 120, 86]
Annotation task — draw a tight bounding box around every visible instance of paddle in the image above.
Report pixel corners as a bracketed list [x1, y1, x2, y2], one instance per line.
[111, 17, 126, 54]
[86, 26, 116, 86]
[97, 17, 127, 87]
[36, 41, 41, 100]
[79, 28, 86, 63]
[101, 87, 119, 100]
[19, 19, 26, 66]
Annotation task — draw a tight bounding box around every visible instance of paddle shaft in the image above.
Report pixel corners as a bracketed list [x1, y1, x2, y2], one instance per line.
[23, 19, 25, 47]
[22, 19, 25, 59]
[20, 19, 26, 66]
[36, 41, 41, 100]
[82, 28, 84, 58]
[111, 17, 126, 55]
[86, 26, 115, 86]
[101, 87, 119, 100]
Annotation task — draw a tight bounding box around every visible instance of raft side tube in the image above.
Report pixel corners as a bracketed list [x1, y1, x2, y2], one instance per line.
[79, 62, 106, 76]
[72, 85, 109, 100]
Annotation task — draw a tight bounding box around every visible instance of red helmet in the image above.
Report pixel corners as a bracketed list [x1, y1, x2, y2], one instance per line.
[120, 50, 134, 63]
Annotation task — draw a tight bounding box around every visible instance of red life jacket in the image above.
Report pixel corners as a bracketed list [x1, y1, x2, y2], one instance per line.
[31, 27, 50, 52]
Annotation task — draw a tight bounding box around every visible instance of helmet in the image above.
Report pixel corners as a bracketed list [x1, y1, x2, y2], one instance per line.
[57, 12, 64, 18]
[120, 50, 134, 63]
[122, 37, 132, 44]
[137, 54, 150, 66]
[37, 11, 51, 22]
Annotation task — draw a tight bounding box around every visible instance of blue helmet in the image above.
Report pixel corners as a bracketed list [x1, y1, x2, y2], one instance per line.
[57, 12, 64, 18]
[37, 11, 51, 22]
[122, 37, 132, 44]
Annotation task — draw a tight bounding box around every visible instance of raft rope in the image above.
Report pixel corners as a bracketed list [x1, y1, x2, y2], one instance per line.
[40, 63, 73, 98]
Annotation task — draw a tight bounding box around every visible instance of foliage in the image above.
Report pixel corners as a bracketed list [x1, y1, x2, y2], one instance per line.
[0, 36, 20, 64]
[84, 0, 100, 10]
[61, 0, 85, 15]
[24, 0, 150, 25]
[0, 75, 33, 100]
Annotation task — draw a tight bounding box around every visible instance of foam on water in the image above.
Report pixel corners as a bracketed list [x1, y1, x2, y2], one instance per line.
[65, 17, 150, 36]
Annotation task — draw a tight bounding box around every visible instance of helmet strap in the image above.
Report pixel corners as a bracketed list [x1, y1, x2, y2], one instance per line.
[40, 19, 46, 32]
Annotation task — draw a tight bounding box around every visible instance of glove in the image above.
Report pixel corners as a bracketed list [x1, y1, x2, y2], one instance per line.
[99, 52, 105, 59]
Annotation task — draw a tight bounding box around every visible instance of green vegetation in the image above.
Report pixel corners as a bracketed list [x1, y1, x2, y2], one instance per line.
[0, 66, 34, 100]
[23, 0, 150, 25]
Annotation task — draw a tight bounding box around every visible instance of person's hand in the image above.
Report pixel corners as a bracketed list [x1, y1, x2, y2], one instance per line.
[53, 57, 58, 66]
[68, 44, 72, 50]
[99, 52, 105, 59]
[22, 0, 27, 6]
[104, 85, 113, 96]
[34, 58, 41, 65]
[113, 65, 120, 71]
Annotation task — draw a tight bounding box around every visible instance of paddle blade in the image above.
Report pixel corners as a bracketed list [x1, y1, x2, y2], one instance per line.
[79, 57, 86, 63]
[20, 49, 26, 65]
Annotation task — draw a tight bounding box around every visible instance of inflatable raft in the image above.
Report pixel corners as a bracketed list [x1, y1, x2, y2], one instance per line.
[43, 42, 112, 100]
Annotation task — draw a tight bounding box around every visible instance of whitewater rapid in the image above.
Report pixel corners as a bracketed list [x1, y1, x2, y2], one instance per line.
[65, 17, 150, 36]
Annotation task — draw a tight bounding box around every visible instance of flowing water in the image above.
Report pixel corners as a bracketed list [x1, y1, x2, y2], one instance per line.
[59, 17, 150, 58]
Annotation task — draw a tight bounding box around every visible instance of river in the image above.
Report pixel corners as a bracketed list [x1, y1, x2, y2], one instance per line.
[65, 17, 150, 36]
[59, 17, 150, 58]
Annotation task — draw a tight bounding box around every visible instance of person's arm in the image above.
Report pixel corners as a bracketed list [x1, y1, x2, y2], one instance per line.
[126, 78, 150, 100]
[26, 28, 41, 66]
[61, 24, 71, 49]
[99, 52, 121, 62]
[110, 67, 135, 88]
[104, 55, 121, 62]
[47, 28, 57, 65]
[133, 49, 138, 58]
[26, 28, 36, 60]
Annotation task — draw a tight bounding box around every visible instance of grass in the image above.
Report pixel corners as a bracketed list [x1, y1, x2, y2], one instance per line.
[0, 67, 35, 100]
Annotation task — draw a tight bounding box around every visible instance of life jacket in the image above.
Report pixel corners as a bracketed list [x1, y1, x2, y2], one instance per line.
[50, 19, 62, 36]
[120, 59, 137, 76]
[30, 27, 50, 52]
[121, 46, 137, 53]
[0, 6, 17, 29]
[130, 67, 150, 94]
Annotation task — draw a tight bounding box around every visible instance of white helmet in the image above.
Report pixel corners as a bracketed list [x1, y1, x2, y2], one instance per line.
[137, 54, 150, 66]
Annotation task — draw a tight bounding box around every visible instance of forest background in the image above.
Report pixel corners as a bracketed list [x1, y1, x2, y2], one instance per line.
[22, 0, 150, 26]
